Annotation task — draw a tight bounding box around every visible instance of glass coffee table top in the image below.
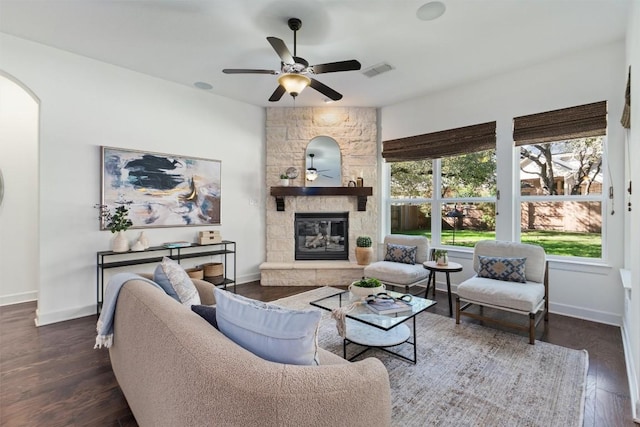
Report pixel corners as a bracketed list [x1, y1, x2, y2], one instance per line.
[310, 290, 436, 331]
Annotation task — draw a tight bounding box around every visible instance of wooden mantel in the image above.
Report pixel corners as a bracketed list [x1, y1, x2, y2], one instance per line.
[270, 186, 373, 211]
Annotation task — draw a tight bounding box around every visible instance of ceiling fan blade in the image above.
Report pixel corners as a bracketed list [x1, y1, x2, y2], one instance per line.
[267, 37, 294, 65]
[269, 85, 286, 102]
[309, 78, 343, 101]
[311, 60, 361, 74]
[222, 69, 278, 74]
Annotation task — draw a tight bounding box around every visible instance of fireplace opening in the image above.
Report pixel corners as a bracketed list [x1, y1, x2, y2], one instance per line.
[295, 212, 349, 261]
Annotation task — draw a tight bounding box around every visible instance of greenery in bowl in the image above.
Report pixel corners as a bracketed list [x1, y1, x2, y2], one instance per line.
[356, 236, 372, 247]
[353, 277, 382, 288]
[96, 202, 133, 233]
[279, 174, 289, 179]
[433, 249, 448, 259]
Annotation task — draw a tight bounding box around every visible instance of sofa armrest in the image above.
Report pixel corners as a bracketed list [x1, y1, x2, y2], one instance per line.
[192, 279, 216, 305]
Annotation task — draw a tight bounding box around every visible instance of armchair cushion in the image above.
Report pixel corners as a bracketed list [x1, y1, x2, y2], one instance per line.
[384, 243, 417, 264]
[364, 261, 429, 286]
[477, 256, 527, 283]
[457, 276, 545, 312]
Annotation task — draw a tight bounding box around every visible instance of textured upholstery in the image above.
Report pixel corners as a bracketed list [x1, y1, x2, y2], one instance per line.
[456, 240, 549, 345]
[364, 261, 430, 286]
[109, 279, 392, 426]
[364, 235, 430, 290]
[457, 276, 545, 312]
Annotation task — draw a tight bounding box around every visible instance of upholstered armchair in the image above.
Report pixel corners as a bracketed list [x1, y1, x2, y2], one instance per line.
[455, 240, 549, 344]
[363, 235, 432, 293]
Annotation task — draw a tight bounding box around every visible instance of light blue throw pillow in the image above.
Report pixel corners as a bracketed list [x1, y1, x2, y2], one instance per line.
[153, 262, 181, 302]
[214, 288, 322, 365]
[384, 243, 417, 264]
[477, 256, 527, 283]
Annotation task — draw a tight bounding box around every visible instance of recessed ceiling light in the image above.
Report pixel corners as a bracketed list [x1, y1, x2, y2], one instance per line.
[417, 1, 446, 21]
[194, 81, 213, 90]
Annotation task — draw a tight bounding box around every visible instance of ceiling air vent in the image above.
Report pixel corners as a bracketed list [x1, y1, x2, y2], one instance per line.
[362, 63, 394, 78]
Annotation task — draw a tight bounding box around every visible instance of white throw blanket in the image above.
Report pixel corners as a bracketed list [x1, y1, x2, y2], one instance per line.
[95, 272, 162, 349]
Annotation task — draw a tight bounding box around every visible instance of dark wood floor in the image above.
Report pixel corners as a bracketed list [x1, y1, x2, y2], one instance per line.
[0, 283, 636, 426]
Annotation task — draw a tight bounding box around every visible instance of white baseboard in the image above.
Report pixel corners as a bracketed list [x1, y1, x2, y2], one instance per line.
[0, 290, 38, 306]
[35, 304, 96, 327]
[621, 319, 640, 423]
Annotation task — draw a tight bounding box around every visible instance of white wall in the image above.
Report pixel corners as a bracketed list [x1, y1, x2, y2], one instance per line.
[624, 1, 640, 420]
[381, 41, 627, 325]
[0, 73, 39, 305]
[0, 33, 266, 325]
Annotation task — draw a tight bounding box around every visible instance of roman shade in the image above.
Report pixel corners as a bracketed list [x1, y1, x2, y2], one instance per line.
[382, 121, 496, 162]
[513, 101, 607, 146]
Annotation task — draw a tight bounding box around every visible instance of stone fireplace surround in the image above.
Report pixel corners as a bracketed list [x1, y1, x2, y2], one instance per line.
[260, 107, 379, 286]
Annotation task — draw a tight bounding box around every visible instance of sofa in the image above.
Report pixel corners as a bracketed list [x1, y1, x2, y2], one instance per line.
[109, 276, 392, 426]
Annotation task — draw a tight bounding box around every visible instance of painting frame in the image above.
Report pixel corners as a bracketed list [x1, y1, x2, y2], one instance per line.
[101, 146, 221, 229]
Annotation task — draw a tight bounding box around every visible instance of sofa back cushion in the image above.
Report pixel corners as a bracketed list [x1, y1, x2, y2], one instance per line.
[473, 240, 546, 283]
[214, 288, 322, 365]
[383, 235, 430, 264]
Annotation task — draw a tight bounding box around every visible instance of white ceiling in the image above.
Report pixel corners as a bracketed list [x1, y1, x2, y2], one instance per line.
[0, 0, 631, 108]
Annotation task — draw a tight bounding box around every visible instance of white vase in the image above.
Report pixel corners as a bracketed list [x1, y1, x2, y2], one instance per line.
[348, 282, 386, 299]
[280, 178, 290, 186]
[112, 231, 129, 253]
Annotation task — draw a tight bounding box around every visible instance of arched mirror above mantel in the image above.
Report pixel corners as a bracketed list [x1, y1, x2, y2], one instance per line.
[305, 136, 341, 187]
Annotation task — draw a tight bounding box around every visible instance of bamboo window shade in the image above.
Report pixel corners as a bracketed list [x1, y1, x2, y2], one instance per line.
[382, 121, 496, 162]
[513, 101, 607, 146]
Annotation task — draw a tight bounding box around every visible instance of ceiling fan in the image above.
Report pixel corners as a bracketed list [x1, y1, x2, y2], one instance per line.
[222, 18, 361, 102]
[306, 153, 333, 181]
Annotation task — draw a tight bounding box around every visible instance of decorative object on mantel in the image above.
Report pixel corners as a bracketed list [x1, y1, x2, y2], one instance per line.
[279, 174, 290, 186]
[434, 249, 449, 266]
[356, 177, 364, 187]
[96, 201, 133, 252]
[348, 277, 385, 299]
[285, 167, 299, 179]
[355, 236, 374, 266]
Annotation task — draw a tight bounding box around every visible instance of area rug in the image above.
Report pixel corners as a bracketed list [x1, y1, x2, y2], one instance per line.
[273, 287, 589, 427]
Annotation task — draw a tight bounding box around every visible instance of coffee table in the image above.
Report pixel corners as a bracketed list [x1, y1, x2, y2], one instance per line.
[310, 290, 436, 364]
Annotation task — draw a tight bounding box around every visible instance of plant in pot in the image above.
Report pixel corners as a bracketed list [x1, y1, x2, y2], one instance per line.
[355, 236, 373, 265]
[96, 202, 133, 252]
[348, 277, 385, 299]
[279, 173, 290, 186]
[433, 249, 449, 266]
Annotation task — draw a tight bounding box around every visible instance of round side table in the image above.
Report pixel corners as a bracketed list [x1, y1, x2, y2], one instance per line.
[422, 260, 463, 317]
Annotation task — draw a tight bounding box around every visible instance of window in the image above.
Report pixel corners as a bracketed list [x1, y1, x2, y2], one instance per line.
[385, 122, 497, 249]
[517, 137, 604, 258]
[514, 102, 607, 259]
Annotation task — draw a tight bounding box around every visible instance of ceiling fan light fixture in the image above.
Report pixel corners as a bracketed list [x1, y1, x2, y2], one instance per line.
[278, 73, 311, 97]
[306, 168, 318, 181]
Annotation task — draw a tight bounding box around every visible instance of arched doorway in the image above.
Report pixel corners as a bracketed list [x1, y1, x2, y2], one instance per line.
[0, 71, 40, 313]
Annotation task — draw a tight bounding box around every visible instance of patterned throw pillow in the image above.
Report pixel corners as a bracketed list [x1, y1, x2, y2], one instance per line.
[477, 256, 527, 283]
[384, 243, 417, 265]
[156, 257, 201, 306]
[214, 288, 322, 365]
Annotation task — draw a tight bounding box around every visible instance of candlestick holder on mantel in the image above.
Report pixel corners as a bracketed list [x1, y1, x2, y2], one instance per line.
[269, 186, 373, 212]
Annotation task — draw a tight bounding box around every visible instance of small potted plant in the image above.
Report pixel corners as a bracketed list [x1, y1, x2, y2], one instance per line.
[348, 277, 385, 299]
[96, 202, 133, 252]
[433, 249, 448, 266]
[280, 173, 290, 186]
[355, 235, 373, 265]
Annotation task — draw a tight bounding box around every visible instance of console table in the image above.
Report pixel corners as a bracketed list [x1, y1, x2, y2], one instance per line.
[96, 240, 236, 313]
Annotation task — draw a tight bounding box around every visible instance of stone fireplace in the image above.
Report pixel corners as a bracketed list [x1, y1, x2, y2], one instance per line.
[260, 107, 379, 286]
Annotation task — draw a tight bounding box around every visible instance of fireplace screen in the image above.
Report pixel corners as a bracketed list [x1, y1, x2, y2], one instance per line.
[295, 212, 349, 260]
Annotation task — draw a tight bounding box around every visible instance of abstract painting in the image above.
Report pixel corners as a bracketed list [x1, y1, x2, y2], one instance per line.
[101, 147, 221, 228]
